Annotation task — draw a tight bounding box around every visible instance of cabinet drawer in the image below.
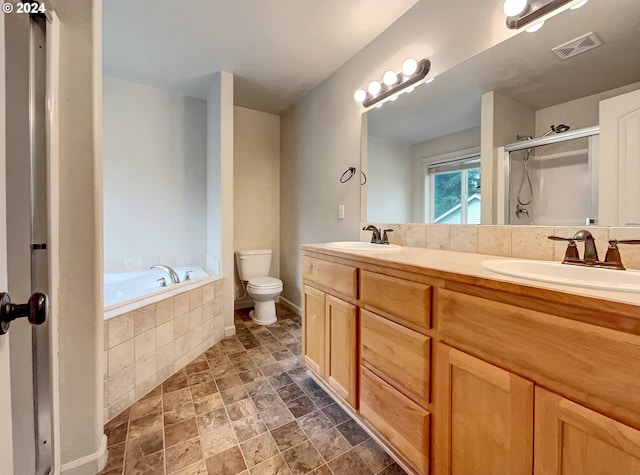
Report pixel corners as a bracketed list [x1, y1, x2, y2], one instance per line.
[360, 367, 430, 475]
[302, 256, 357, 299]
[360, 270, 431, 331]
[361, 309, 430, 405]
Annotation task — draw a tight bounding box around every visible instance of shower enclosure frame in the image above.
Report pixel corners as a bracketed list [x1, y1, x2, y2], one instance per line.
[498, 125, 600, 225]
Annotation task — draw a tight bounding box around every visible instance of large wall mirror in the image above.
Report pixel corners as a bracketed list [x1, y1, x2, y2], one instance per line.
[362, 0, 640, 226]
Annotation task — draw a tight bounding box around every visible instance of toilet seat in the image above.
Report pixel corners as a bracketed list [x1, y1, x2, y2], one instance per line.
[247, 277, 283, 292]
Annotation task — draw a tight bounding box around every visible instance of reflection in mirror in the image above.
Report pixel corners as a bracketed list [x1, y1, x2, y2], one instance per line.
[362, 0, 640, 226]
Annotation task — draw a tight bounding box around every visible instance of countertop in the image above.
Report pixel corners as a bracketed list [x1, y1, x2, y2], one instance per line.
[301, 243, 640, 309]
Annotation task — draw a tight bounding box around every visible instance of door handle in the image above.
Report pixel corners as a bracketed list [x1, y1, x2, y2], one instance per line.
[0, 292, 48, 335]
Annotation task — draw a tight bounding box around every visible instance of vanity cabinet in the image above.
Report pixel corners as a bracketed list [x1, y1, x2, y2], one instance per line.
[301, 244, 640, 475]
[301, 256, 358, 408]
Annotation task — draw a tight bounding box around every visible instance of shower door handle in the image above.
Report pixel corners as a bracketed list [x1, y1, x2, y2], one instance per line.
[0, 292, 48, 335]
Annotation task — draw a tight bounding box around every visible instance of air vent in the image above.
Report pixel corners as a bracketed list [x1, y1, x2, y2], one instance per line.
[552, 32, 603, 60]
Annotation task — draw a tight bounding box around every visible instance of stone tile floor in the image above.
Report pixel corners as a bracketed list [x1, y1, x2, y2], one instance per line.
[101, 304, 408, 475]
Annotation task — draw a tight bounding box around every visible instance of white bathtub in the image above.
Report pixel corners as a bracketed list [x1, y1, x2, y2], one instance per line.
[104, 266, 214, 319]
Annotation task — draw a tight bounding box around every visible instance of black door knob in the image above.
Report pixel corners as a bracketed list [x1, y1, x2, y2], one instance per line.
[0, 292, 48, 335]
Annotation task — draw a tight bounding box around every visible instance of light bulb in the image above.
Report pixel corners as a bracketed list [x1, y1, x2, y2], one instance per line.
[503, 0, 527, 17]
[354, 89, 367, 103]
[389, 95, 398, 101]
[402, 58, 418, 76]
[424, 77, 434, 84]
[368, 80, 381, 96]
[383, 70, 398, 86]
[375, 103, 383, 108]
[570, 0, 588, 9]
[405, 87, 415, 93]
[526, 20, 544, 32]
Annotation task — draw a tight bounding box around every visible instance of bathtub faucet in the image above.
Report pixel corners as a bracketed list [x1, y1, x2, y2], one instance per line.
[151, 265, 181, 284]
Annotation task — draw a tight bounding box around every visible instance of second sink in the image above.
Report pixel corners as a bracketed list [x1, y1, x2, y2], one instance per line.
[481, 259, 640, 293]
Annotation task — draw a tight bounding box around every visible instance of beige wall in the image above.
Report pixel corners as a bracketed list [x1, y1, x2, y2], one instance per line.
[367, 136, 412, 223]
[280, 0, 517, 307]
[233, 106, 280, 306]
[535, 80, 640, 135]
[206, 72, 235, 335]
[481, 91, 535, 224]
[103, 77, 207, 266]
[50, 0, 105, 472]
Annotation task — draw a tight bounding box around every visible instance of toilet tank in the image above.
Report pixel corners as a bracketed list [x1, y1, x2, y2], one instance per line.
[235, 249, 272, 281]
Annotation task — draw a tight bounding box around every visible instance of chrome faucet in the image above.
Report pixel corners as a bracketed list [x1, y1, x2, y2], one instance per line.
[151, 265, 180, 284]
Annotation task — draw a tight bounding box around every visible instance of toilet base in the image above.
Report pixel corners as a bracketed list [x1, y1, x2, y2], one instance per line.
[249, 300, 277, 325]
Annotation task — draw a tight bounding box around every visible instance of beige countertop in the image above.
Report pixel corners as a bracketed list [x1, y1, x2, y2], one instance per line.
[301, 243, 640, 308]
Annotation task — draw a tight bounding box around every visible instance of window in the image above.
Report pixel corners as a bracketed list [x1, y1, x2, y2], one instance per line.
[423, 148, 481, 224]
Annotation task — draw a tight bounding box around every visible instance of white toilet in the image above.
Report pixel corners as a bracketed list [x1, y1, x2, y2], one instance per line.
[235, 249, 283, 325]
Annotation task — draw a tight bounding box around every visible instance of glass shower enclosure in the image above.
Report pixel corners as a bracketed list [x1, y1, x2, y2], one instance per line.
[501, 126, 600, 226]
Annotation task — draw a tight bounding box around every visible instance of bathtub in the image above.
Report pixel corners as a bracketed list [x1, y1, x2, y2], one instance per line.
[104, 266, 213, 319]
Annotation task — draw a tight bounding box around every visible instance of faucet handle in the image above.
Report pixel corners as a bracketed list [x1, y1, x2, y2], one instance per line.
[184, 270, 192, 281]
[382, 229, 393, 245]
[548, 235, 576, 242]
[157, 277, 167, 287]
[548, 236, 580, 261]
[604, 239, 640, 270]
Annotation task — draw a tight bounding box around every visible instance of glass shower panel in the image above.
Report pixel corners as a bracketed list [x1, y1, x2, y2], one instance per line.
[506, 132, 598, 226]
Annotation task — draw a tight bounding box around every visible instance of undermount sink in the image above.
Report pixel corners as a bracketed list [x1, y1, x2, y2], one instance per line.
[325, 241, 401, 251]
[481, 259, 640, 293]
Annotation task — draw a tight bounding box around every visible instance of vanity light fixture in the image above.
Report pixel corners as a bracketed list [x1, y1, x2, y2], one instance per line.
[504, 0, 588, 30]
[354, 58, 431, 108]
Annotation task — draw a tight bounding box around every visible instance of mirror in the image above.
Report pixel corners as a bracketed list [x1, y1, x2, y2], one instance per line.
[362, 0, 640, 225]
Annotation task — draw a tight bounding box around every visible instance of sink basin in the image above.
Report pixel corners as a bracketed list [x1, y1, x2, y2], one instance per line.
[325, 241, 401, 251]
[481, 259, 640, 293]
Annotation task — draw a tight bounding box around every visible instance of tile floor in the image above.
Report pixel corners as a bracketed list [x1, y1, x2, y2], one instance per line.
[101, 304, 408, 475]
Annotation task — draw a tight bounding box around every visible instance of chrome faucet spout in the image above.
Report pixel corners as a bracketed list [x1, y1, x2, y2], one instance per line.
[151, 265, 181, 284]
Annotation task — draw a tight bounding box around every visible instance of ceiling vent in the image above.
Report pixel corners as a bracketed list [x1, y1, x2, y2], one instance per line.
[552, 32, 602, 60]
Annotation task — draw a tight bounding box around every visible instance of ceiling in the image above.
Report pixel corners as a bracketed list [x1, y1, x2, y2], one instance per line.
[102, 0, 419, 114]
[368, 0, 640, 144]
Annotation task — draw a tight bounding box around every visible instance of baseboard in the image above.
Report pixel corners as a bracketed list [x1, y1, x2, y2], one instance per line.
[224, 325, 236, 337]
[279, 296, 301, 316]
[60, 434, 107, 475]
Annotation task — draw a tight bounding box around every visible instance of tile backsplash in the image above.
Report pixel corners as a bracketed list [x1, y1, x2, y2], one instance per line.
[105, 253, 208, 274]
[361, 223, 640, 270]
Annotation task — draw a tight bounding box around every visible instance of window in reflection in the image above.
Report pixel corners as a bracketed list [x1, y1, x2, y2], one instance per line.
[425, 154, 481, 224]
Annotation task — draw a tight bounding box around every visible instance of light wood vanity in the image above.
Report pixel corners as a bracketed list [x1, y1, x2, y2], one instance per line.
[300, 244, 640, 475]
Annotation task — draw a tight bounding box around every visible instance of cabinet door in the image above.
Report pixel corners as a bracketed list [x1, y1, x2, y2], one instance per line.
[302, 285, 325, 378]
[325, 295, 357, 408]
[435, 344, 534, 475]
[535, 388, 640, 475]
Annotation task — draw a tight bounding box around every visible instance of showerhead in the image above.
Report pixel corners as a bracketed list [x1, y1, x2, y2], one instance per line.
[542, 124, 571, 136]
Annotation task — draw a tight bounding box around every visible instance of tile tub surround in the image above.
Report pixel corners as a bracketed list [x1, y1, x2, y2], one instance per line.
[104, 279, 225, 422]
[361, 223, 640, 270]
[101, 305, 407, 475]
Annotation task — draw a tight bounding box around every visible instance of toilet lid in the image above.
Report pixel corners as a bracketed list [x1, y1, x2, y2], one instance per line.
[248, 277, 282, 289]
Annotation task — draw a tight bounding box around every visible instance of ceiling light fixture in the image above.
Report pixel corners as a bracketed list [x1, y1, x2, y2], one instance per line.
[354, 58, 431, 108]
[504, 0, 588, 30]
